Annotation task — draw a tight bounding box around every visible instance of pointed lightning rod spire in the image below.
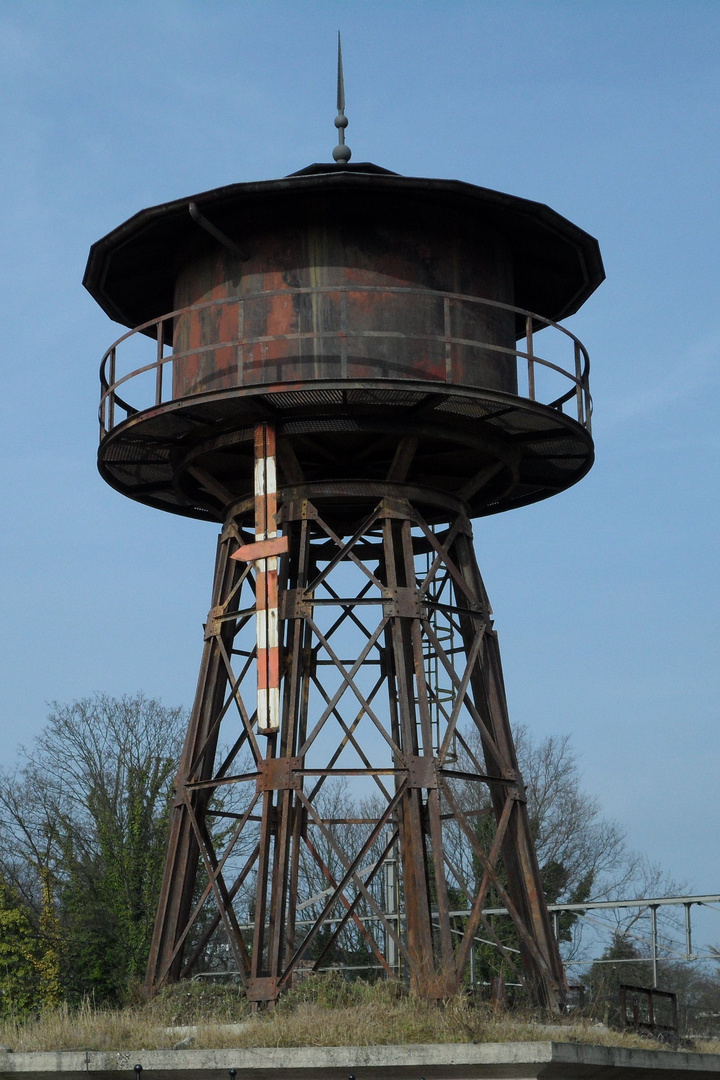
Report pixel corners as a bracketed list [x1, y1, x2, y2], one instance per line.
[332, 32, 351, 164]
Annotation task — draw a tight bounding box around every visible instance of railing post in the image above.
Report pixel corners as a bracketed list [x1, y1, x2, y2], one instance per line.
[108, 347, 116, 432]
[671, 990, 679, 1035]
[444, 296, 452, 383]
[340, 289, 348, 378]
[574, 341, 583, 424]
[237, 296, 244, 382]
[155, 319, 164, 405]
[526, 316, 535, 400]
[650, 905, 659, 988]
[685, 902, 693, 960]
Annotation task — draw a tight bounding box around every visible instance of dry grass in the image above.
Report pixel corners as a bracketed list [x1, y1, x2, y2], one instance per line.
[0, 976, 714, 1055]
[0, 1002, 174, 1053]
[694, 1039, 720, 1055]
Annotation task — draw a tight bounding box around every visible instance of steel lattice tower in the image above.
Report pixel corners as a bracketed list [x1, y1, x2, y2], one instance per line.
[85, 92, 603, 1009]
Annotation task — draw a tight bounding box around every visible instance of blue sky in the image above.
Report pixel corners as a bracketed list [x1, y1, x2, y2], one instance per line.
[1, 1, 719, 931]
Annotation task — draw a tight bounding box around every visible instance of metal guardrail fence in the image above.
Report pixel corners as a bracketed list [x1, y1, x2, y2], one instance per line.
[189, 892, 720, 995]
[98, 287, 592, 438]
[620, 983, 678, 1039]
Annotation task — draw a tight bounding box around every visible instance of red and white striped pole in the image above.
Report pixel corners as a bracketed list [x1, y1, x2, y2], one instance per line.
[231, 423, 287, 734]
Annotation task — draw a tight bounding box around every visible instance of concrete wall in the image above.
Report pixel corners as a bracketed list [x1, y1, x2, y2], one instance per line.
[3, 1041, 720, 1080]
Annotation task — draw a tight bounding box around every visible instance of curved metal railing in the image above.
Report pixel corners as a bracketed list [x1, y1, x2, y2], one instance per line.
[99, 286, 592, 439]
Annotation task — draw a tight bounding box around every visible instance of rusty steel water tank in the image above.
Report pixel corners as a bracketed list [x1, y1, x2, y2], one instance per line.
[171, 167, 516, 398]
[85, 160, 603, 527]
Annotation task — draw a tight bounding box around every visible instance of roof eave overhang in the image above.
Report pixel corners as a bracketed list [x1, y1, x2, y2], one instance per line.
[84, 166, 605, 330]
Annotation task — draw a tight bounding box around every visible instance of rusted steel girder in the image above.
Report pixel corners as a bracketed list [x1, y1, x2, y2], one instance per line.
[146, 477, 566, 1009]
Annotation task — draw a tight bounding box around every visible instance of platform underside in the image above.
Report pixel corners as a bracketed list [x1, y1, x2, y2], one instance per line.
[98, 380, 593, 525]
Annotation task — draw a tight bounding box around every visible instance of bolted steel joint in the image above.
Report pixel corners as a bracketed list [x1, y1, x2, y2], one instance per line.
[382, 587, 423, 618]
[204, 605, 226, 639]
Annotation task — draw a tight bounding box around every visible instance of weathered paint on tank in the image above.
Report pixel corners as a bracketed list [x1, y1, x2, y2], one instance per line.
[171, 192, 516, 400]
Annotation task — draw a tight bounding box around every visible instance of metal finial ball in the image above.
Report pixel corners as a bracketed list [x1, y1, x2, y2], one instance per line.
[333, 143, 351, 163]
[334, 114, 348, 129]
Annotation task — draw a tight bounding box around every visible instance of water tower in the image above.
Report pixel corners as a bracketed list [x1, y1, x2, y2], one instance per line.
[84, 67, 603, 1010]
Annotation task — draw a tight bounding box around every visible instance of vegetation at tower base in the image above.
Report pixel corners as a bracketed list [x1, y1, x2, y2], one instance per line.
[0, 700, 654, 1009]
[445, 725, 626, 993]
[0, 878, 51, 1015]
[1, 692, 719, 1032]
[1, 971, 720, 1052]
[0, 694, 186, 1011]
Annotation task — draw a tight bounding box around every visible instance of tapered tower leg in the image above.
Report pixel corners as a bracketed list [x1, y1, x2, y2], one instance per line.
[145, 520, 253, 992]
[449, 527, 567, 1006]
[146, 481, 566, 1010]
